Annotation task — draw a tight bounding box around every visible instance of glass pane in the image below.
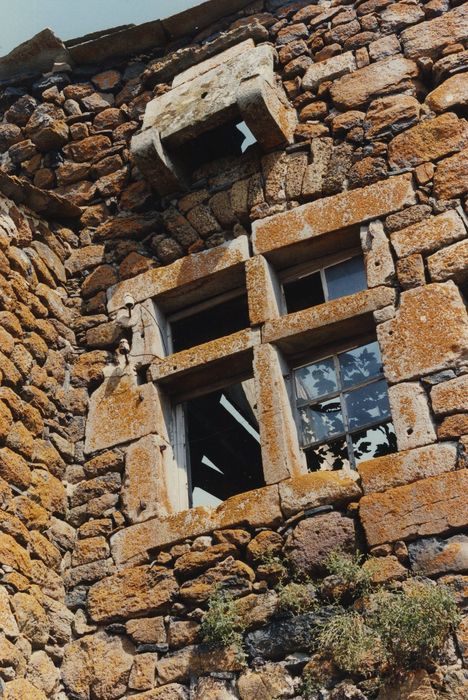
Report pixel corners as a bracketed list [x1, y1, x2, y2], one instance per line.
[345, 379, 391, 430]
[325, 256, 367, 301]
[339, 341, 383, 389]
[295, 358, 338, 401]
[351, 421, 397, 465]
[305, 438, 350, 472]
[298, 398, 344, 445]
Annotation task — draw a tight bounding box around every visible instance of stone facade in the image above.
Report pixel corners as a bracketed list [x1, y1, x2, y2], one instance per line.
[0, 1, 467, 699]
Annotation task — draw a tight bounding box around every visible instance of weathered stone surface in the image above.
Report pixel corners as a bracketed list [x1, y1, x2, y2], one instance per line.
[87, 565, 178, 622]
[396, 253, 425, 290]
[252, 174, 415, 254]
[431, 374, 468, 415]
[130, 685, 188, 699]
[244, 608, 334, 660]
[179, 556, 254, 604]
[85, 376, 166, 453]
[358, 443, 458, 493]
[284, 512, 356, 577]
[428, 239, 468, 284]
[388, 113, 467, 169]
[26, 650, 60, 696]
[2, 679, 47, 700]
[388, 382, 437, 451]
[438, 413, 468, 439]
[126, 616, 167, 645]
[238, 664, 295, 699]
[400, 5, 468, 58]
[409, 535, 468, 576]
[129, 652, 157, 691]
[380, 3, 424, 33]
[61, 632, 134, 700]
[174, 542, 237, 578]
[0, 447, 31, 489]
[426, 73, 468, 113]
[377, 282, 468, 383]
[12, 592, 49, 645]
[329, 56, 419, 110]
[390, 210, 466, 257]
[279, 471, 361, 518]
[359, 469, 468, 546]
[433, 148, 468, 200]
[193, 677, 237, 700]
[0, 586, 19, 637]
[156, 644, 242, 684]
[376, 670, 436, 699]
[362, 219, 395, 288]
[111, 484, 281, 565]
[302, 52, 356, 90]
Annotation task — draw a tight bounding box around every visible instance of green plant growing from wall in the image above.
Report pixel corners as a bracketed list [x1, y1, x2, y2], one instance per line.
[318, 609, 383, 678]
[201, 587, 246, 657]
[324, 550, 373, 598]
[277, 579, 317, 615]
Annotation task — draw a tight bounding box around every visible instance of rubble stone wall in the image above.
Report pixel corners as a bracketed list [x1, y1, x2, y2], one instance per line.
[0, 0, 467, 698]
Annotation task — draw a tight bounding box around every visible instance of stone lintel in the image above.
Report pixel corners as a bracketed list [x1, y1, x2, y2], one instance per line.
[359, 468, 468, 546]
[262, 286, 396, 355]
[111, 484, 282, 566]
[149, 328, 260, 383]
[278, 470, 362, 518]
[252, 174, 416, 256]
[84, 375, 167, 454]
[358, 442, 458, 494]
[107, 236, 250, 314]
[253, 344, 306, 484]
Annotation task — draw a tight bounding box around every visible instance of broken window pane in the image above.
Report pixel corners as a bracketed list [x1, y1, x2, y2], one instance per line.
[325, 256, 367, 301]
[345, 379, 391, 430]
[338, 340, 383, 389]
[351, 421, 397, 464]
[170, 292, 250, 353]
[283, 271, 325, 314]
[305, 438, 350, 472]
[299, 398, 344, 445]
[295, 357, 338, 402]
[185, 378, 263, 507]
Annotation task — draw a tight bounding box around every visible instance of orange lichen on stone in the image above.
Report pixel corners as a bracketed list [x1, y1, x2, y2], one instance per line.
[252, 174, 415, 255]
[359, 469, 468, 546]
[377, 282, 468, 383]
[358, 443, 458, 494]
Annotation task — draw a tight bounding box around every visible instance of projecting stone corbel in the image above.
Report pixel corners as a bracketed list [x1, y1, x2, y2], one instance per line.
[131, 127, 188, 197]
[237, 75, 297, 151]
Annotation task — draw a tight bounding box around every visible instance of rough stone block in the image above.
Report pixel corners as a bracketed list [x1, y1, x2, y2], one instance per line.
[396, 253, 426, 289]
[361, 219, 395, 288]
[107, 236, 249, 313]
[431, 374, 468, 416]
[409, 535, 468, 576]
[377, 282, 468, 383]
[246, 255, 282, 324]
[359, 469, 468, 546]
[388, 382, 437, 451]
[388, 113, 467, 169]
[252, 174, 416, 255]
[88, 565, 178, 623]
[329, 55, 419, 110]
[427, 239, 468, 284]
[84, 375, 167, 454]
[390, 209, 466, 258]
[279, 470, 361, 518]
[302, 51, 356, 90]
[358, 442, 458, 494]
[426, 73, 468, 113]
[400, 5, 468, 58]
[433, 148, 468, 200]
[155, 644, 242, 684]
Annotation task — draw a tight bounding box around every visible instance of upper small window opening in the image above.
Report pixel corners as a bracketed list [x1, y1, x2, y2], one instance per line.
[293, 340, 396, 472]
[180, 378, 263, 508]
[171, 119, 257, 174]
[168, 290, 250, 353]
[282, 255, 367, 315]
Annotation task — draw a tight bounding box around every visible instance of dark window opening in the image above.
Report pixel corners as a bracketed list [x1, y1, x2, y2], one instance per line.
[169, 292, 250, 353]
[184, 379, 263, 507]
[294, 340, 396, 471]
[281, 255, 367, 315]
[172, 120, 257, 172]
[283, 271, 325, 314]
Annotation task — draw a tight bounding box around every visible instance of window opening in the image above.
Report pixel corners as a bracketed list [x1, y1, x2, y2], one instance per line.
[179, 378, 263, 508]
[168, 290, 250, 353]
[293, 340, 396, 471]
[281, 254, 367, 315]
[171, 119, 257, 173]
